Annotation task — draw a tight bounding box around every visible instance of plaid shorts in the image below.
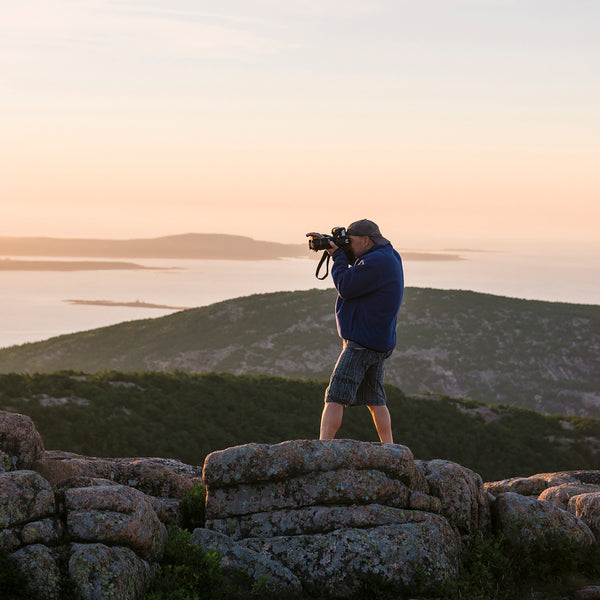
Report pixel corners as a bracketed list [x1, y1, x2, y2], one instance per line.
[324, 341, 393, 407]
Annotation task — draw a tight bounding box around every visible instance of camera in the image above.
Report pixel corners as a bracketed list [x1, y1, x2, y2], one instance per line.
[308, 227, 354, 279]
[308, 227, 352, 255]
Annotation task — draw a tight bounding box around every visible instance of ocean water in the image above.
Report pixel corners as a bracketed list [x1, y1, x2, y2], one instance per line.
[1, 247, 598, 349]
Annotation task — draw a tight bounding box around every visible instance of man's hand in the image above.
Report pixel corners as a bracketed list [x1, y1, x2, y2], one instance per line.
[306, 232, 338, 255]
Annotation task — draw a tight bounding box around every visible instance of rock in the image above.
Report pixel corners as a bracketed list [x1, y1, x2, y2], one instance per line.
[0, 411, 44, 471]
[0, 470, 55, 529]
[20, 517, 63, 545]
[53, 475, 184, 526]
[241, 516, 461, 598]
[208, 504, 438, 541]
[147, 496, 182, 526]
[34, 451, 116, 484]
[191, 528, 302, 595]
[568, 492, 600, 540]
[69, 543, 157, 600]
[35, 451, 203, 499]
[418, 459, 490, 535]
[11, 544, 61, 600]
[203, 439, 417, 487]
[408, 490, 443, 513]
[494, 492, 595, 546]
[206, 468, 410, 519]
[550, 470, 600, 486]
[66, 485, 167, 562]
[109, 457, 202, 498]
[485, 475, 550, 497]
[203, 440, 467, 594]
[539, 483, 600, 510]
[575, 586, 600, 600]
[54, 476, 120, 492]
[485, 471, 600, 499]
[0, 527, 20, 552]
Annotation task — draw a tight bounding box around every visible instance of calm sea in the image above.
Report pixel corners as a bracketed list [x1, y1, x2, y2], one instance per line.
[1, 247, 598, 349]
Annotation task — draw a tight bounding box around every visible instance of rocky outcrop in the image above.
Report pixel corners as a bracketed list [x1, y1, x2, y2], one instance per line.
[0, 411, 44, 471]
[539, 483, 600, 509]
[494, 492, 596, 546]
[2, 409, 600, 599]
[11, 544, 61, 600]
[0, 470, 55, 536]
[569, 492, 600, 539]
[36, 450, 203, 503]
[416, 458, 490, 536]
[486, 471, 600, 541]
[199, 443, 600, 598]
[65, 485, 167, 562]
[199, 439, 487, 596]
[0, 411, 188, 600]
[0, 469, 166, 600]
[69, 543, 157, 600]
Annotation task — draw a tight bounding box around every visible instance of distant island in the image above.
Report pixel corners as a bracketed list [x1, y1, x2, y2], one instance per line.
[64, 299, 191, 310]
[0, 233, 467, 261]
[0, 233, 308, 261]
[0, 259, 165, 271]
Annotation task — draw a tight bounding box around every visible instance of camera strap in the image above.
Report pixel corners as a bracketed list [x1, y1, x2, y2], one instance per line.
[315, 251, 330, 280]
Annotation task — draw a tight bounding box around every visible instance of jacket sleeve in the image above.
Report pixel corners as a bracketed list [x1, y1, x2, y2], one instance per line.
[331, 250, 382, 299]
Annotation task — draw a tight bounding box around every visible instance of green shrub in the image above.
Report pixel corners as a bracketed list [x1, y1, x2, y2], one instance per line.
[434, 531, 600, 600]
[143, 527, 224, 600]
[0, 550, 28, 599]
[180, 482, 207, 531]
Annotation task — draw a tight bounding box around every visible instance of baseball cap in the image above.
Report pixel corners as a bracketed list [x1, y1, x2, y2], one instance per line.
[346, 219, 390, 245]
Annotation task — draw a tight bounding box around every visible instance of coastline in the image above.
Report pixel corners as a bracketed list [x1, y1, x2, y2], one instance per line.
[0, 259, 169, 271]
[64, 299, 191, 310]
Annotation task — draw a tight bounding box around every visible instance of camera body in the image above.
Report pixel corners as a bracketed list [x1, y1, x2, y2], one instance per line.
[308, 227, 354, 261]
[308, 226, 350, 251]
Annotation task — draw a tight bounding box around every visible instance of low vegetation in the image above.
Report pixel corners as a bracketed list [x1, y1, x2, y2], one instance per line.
[1, 371, 599, 481]
[1, 287, 598, 418]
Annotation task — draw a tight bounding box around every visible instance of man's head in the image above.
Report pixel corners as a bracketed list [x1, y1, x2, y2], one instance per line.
[346, 219, 389, 257]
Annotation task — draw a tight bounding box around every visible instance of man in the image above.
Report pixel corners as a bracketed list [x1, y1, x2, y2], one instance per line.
[307, 219, 404, 443]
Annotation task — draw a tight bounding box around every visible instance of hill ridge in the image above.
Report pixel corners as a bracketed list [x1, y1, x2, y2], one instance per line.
[0, 287, 598, 418]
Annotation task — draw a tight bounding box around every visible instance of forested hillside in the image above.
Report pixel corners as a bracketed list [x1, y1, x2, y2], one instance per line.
[1, 288, 598, 417]
[1, 371, 599, 482]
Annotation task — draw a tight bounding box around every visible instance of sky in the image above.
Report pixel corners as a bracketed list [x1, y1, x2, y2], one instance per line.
[2, 0, 599, 250]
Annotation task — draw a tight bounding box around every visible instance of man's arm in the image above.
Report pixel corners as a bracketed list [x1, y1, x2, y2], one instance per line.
[331, 253, 381, 298]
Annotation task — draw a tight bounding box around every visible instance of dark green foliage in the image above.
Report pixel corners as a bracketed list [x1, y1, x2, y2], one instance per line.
[143, 527, 225, 600]
[1, 371, 599, 481]
[144, 527, 278, 600]
[0, 550, 28, 599]
[433, 532, 600, 600]
[180, 482, 207, 531]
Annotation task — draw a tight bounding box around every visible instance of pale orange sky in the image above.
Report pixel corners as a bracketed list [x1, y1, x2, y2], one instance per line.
[2, 1, 599, 251]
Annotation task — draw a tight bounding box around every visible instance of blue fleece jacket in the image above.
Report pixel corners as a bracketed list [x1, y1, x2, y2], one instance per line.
[330, 243, 404, 352]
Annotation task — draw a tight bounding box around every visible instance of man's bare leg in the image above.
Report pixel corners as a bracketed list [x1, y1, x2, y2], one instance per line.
[368, 405, 393, 443]
[319, 402, 344, 440]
